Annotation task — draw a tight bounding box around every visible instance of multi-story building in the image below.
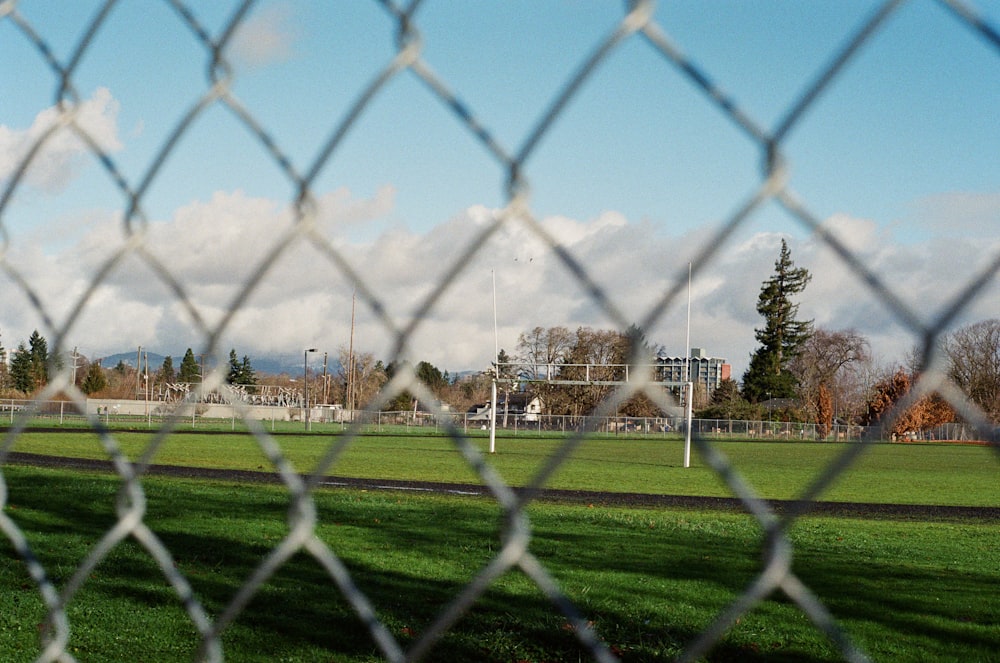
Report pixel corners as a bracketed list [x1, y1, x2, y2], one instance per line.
[656, 348, 731, 398]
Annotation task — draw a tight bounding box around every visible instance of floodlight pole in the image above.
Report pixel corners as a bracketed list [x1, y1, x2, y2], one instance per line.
[304, 348, 317, 430]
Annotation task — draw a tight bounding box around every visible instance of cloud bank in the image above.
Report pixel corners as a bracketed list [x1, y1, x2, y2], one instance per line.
[3, 185, 998, 380]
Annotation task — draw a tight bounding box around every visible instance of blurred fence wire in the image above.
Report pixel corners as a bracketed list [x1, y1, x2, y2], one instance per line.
[1, 1, 999, 661]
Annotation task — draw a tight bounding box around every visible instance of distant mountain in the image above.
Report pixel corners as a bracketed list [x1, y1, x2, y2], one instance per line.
[98, 351, 167, 370]
[96, 351, 483, 381]
[97, 351, 340, 378]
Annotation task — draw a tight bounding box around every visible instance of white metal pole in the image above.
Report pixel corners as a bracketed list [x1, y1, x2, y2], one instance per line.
[684, 381, 693, 468]
[489, 378, 497, 454]
[492, 269, 499, 367]
[684, 262, 693, 468]
[490, 269, 498, 453]
[348, 291, 356, 416]
[685, 262, 692, 381]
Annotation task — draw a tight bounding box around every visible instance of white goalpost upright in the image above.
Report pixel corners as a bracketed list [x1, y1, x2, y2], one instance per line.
[489, 378, 497, 453]
[490, 269, 498, 454]
[684, 381, 693, 467]
[684, 262, 693, 468]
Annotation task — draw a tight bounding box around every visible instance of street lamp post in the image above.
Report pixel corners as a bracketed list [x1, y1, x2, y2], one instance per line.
[304, 348, 318, 430]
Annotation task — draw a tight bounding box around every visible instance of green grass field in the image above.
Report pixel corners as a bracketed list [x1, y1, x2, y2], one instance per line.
[1, 430, 998, 661]
[7, 429, 999, 505]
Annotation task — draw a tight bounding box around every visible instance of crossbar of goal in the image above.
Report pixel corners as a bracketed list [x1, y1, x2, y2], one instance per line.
[488, 363, 694, 466]
[495, 362, 688, 387]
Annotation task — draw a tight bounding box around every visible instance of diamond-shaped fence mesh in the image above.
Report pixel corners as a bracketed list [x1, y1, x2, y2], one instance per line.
[1, 1, 998, 661]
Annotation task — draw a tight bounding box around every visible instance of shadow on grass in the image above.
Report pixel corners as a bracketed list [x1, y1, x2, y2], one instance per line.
[793, 548, 1000, 660]
[2, 465, 997, 662]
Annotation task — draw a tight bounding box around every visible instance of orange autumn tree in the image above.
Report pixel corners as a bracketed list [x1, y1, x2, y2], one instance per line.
[861, 368, 954, 436]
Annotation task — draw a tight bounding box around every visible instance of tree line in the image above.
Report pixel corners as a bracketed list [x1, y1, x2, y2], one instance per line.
[0, 338, 258, 400]
[0, 332, 475, 414]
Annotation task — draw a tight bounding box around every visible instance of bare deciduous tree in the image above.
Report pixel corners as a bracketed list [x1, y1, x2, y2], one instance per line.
[791, 328, 869, 424]
[516, 326, 574, 380]
[337, 347, 385, 410]
[443, 371, 493, 414]
[943, 319, 1000, 423]
[556, 327, 629, 417]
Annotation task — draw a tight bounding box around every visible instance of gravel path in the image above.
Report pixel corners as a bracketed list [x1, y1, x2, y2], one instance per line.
[6, 451, 998, 521]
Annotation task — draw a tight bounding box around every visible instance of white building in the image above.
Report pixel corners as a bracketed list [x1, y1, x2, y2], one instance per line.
[656, 348, 731, 397]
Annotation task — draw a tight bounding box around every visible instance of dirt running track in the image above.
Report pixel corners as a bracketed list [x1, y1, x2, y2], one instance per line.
[4, 451, 998, 522]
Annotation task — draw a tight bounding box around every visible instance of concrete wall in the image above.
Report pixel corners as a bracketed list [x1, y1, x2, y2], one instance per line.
[86, 398, 300, 421]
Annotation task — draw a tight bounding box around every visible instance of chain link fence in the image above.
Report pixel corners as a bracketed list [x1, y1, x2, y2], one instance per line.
[2, 1, 999, 661]
[5, 396, 954, 442]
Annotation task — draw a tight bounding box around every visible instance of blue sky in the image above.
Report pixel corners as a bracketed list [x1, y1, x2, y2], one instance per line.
[1, 1, 998, 378]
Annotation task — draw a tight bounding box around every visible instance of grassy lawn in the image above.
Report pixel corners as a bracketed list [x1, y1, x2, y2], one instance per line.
[1, 465, 997, 662]
[6, 430, 999, 505]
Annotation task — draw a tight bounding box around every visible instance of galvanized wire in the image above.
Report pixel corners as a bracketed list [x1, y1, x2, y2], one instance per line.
[0, 1, 997, 661]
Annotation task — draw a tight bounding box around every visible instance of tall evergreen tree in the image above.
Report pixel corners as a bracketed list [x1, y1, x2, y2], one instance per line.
[159, 355, 176, 383]
[28, 330, 49, 388]
[742, 239, 813, 403]
[383, 360, 415, 411]
[178, 348, 200, 383]
[697, 378, 757, 420]
[226, 349, 257, 386]
[416, 360, 447, 393]
[227, 349, 242, 384]
[238, 355, 257, 386]
[9, 342, 34, 393]
[81, 361, 108, 395]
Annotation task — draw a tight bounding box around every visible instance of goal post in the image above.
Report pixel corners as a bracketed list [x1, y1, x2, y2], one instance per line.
[487, 361, 694, 466]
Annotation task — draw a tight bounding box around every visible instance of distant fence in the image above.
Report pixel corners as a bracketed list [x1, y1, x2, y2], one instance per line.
[362, 412, 990, 443]
[4, 398, 989, 443]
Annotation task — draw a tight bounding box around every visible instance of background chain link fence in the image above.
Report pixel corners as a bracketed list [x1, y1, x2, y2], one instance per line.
[2, 1, 999, 661]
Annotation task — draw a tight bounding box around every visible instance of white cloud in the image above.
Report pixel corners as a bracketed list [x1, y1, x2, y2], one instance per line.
[911, 191, 1000, 238]
[228, 2, 298, 69]
[0, 88, 122, 193]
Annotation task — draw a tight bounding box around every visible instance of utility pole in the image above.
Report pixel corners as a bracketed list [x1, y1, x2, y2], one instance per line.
[322, 352, 329, 405]
[304, 348, 317, 430]
[70, 347, 81, 387]
[144, 350, 150, 417]
[136, 346, 142, 400]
